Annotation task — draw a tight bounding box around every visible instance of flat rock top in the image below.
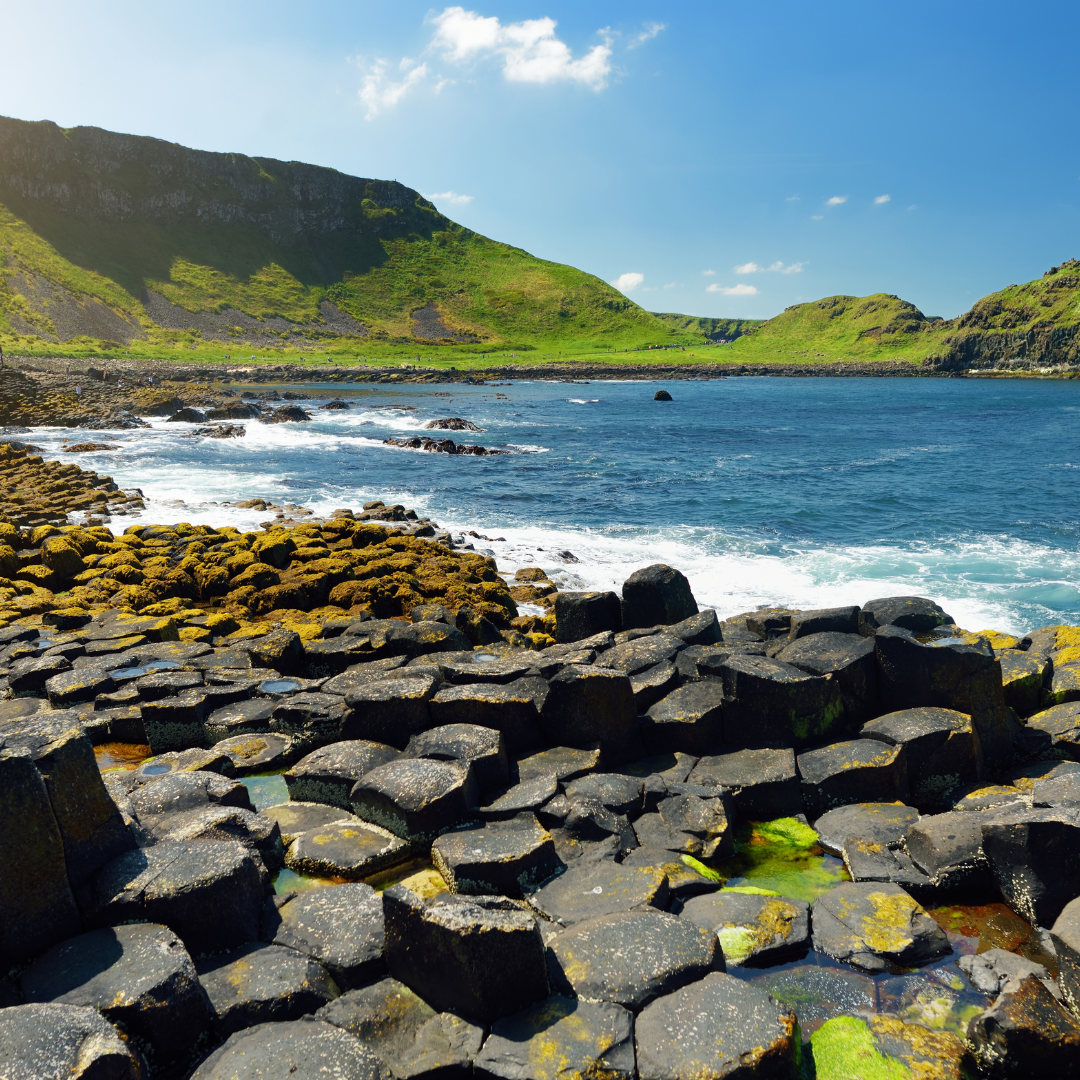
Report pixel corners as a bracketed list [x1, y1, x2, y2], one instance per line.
[527, 862, 668, 926]
[1028, 701, 1080, 735]
[813, 802, 920, 856]
[422, 892, 539, 935]
[798, 740, 902, 783]
[287, 740, 401, 779]
[316, 976, 435, 1050]
[354, 758, 470, 808]
[690, 747, 796, 788]
[634, 971, 797, 1080]
[196, 942, 337, 1013]
[861, 707, 970, 743]
[432, 814, 552, 863]
[516, 746, 601, 783]
[262, 801, 361, 841]
[679, 890, 810, 965]
[272, 883, 384, 959]
[775, 631, 873, 673]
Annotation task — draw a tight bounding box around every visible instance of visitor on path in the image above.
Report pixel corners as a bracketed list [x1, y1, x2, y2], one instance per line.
[75, 386, 81, 397]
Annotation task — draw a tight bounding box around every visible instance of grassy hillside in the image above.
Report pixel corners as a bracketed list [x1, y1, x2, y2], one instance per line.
[650, 312, 764, 341]
[0, 116, 691, 357]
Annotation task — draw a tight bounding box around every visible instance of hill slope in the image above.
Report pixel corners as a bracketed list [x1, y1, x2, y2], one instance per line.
[0, 116, 686, 353]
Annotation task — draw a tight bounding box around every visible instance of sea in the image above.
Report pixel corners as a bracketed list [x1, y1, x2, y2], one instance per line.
[20, 376, 1080, 636]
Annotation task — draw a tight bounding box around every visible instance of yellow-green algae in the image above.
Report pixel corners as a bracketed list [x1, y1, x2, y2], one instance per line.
[809, 1016, 911, 1080]
[719, 817, 847, 902]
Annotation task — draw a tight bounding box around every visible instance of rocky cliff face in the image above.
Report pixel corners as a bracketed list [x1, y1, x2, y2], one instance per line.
[0, 116, 445, 242]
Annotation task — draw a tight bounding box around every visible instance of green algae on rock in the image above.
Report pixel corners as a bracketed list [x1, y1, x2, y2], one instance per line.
[808, 1014, 966, 1080]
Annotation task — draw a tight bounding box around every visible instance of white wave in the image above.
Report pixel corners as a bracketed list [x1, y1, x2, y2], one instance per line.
[568, 399, 599, 404]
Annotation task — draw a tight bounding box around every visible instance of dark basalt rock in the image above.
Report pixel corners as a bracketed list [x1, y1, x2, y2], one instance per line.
[431, 813, 561, 896]
[341, 675, 439, 748]
[0, 1002, 145, 1080]
[554, 590, 622, 642]
[689, 747, 802, 819]
[527, 861, 669, 927]
[316, 975, 435, 1056]
[1000, 649, 1051, 717]
[564, 772, 645, 816]
[1051, 896, 1080, 1016]
[90, 839, 267, 954]
[166, 407, 207, 423]
[602, 632, 685, 675]
[21, 922, 209, 1072]
[634, 971, 799, 1080]
[860, 707, 978, 811]
[621, 564, 698, 630]
[476, 995, 635, 1080]
[667, 608, 723, 646]
[619, 846, 722, 902]
[516, 744, 602, 783]
[813, 801, 920, 857]
[1027, 702, 1080, 759]
[861, 595, 953, 633]
[811, 881, 949, 972]
[906, 809, 993, 893]
[127, 770, 253, 817]
[631, 660, 680, 710]
[197, 942, 340, 1037]
[773, 631, 878, 723]
[654, 389, 673, 400]
[642, 681, 725, 755]
[285, 819, 409, 879]
[798, 739, 908, 820]
[540, 665, 641, 762]
[189, 1017, 387, 1080]
[841, 837, 933, 895]
[215, 732, 294, 774]
[261, 800, 362, 844]
[384, 887, 549, 1022]
[350, 757, 478, 842]
[285, 740, 402, 809]
[140, 804, 284, 868]
[633, 790, 734, 860]
[788, 605, 860, 639]
[480, 774, 559, 819]
[428, 681, 544, 754]
[679, 890, 811, 967]
[547, 910, 723, 1008]
[425, 417, 481, 431]
[407, 723, 510, 793]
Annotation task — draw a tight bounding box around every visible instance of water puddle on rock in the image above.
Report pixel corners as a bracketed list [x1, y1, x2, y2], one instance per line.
[271, 856, 448, 898]
[94, 742, 153, 771]
[241, 771, 290, 811]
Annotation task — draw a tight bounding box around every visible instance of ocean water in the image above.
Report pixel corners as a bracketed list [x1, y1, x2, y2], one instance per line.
[22, 376, 1080, 635]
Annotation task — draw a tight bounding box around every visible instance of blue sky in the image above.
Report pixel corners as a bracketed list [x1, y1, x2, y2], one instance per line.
[3, 1, 1079, 319]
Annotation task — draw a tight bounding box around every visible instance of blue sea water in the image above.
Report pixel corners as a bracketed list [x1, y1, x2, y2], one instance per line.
[24, 376, 1080, 635]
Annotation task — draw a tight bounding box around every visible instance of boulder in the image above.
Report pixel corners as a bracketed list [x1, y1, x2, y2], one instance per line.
[621, 564, 698, 630]
[554, 591, 622, 643]
[1027, 702, 1080, 759]
[432, 814, 560, 896]
[167, 407, 207, 423]
[341, 676, 439, 748]
[547, 910, 721, 1007]
[90, 839, 267, 954]
[860, 707, 978, 811]
[1000, 650, 1051, 717]
[906, 809, 993, 893]
[634, 971, 799, 1080]
[262, 800, 361, 844]
[270, 693, 347, 753]
[967, 975, 1080, 1079]
[641, 681, 725, 755]
[428, 680, 544, 754]
[667, 608, 722, 646]
[0, 1002, 144, 1080]
[383, 887, 549, 1022]
[797, 739, 908, 820]
[263, 883, 384, 990]
[189, 1017, 386, 1080]
[632, 790, 734, 860]
[861, 595, 953, 633]
[688, 748, 802, 820]
[351, 758, 477, 842]
[197, 942, 339, 1037]
[719, 654, 844, 748]
[788, 606, 860, 639]
[285, 740, 401, 809]
[811, 881, 949, 972]
[679, 890, 811, 966]
[773, 631, 878, 723]
[516, 745, 602, 783]
[285, 820, 409, 879]
[0, 748, 81, 961]
[407, 723, 510, 793]
[527, 862, 669, 927]
[475, 995, 634, 1080]
[1051, 896, 1080, 1015]
[959, 948, 1058, 997]
[540, 665, 641, 762]
[813, 802, 920, 856]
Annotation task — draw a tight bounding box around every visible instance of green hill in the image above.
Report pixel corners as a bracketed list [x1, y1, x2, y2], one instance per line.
[0, 116, 690, 356]
[649, 312, 764, 341]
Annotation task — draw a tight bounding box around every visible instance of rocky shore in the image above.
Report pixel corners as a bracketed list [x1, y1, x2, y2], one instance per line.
[2, 521, 1080, 1077]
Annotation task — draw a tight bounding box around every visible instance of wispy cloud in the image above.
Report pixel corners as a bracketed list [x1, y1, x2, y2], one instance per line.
[735, 261, 805, 275]
[874, 194, 891, 204]
[424, 190, 474, 205]
[702, 269, 716, 276]
[359, 58, 428, 119]
[811, 214, 824, 221]
[707, 283, 758, 296]
[826, 195, 847, 206]
[663, 282, 677, 288]
[907, 204, 916, 211]
[629, 21, 666, 47]
[786, 195, 801, 202]
[430, 7, 612, 89]
[613, 272, 644, 292]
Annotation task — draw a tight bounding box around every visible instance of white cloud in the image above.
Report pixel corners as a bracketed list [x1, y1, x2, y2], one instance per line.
[629, 21, 666, 47]
[431, 7, 612, 89]
[702, 269, 716, 276]
[826, 195, 847, 206]
[663, 282, 677, 288]
[425, 190, 474, 205]
[707, 283, 758, 296]
[613, 272, 644, 292]
[786, 195, 801, 202]
[874, 194, 891, 204]
[735, 261, 804, 275]
[907, 204, 916, 211]
[359, 58, 428, 119]
[811, 214, 824, 220]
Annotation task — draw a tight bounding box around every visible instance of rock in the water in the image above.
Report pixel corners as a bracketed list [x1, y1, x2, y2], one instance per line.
[621, 564, 697, 630]
[0, 1002, 144, 1080]
[809, 1014, 966, 1080]
[527, 861, 669, 926]
[285, 740, 401, 809]
[90, 839, 267, 954]
[350, 758, 477, 842]
[967, 974, 1080, 1079]
[679, 890, 811, 966]
[548, 910, 722, 1007]
[798, 740, 908, 820]
[959, 947, 1057, 997]
[197, 942, 340, 1036]
[906, 809, 993, 893]
[215, 732, 293, 774]
[432, 814, 561, 896]
[811, 881, 949, 972]
[860, 707, 978, 811]
[688, 748, 802, 820]
[383, 887, 549, 1022]
[189, 1017, 387, 1080]
[476, 994, 635, 1080]
[21, 922, 209, 1072]
[813, 801, 920, 857]
[285, 819, 409, 879]
[632, 790, 734, 860]
[634, 971, 799, 1080]
[264, 883, 385, 990]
